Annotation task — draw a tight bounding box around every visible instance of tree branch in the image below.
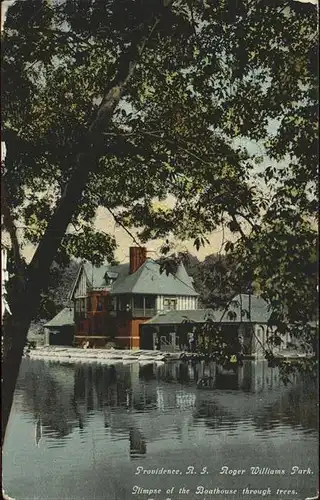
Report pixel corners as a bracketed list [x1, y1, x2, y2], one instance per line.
[231, 214, 248, 241]
[188, 0, 199, 43]
[234, 211, 260, 233]
[89, 15, 166, 136]
[30, 2, 174, 278]
[103, 129, 241, 168]
[1, 1, 176, 448]
[106, 207, 142, 247]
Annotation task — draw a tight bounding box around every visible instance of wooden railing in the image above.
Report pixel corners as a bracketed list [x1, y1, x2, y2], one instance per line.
[109, 308, 156, 318]
[132, 308, 156, 318]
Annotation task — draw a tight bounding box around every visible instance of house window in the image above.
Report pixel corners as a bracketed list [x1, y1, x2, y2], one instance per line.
[163, 298, 177, 311]
[81, 298, 86, 317]
[131, 296, 156, 317]
[96, 296, 104, 311]
[118, 296, 131, 311]
[145, 296, 156, 310]
[133, 295, 144, 309]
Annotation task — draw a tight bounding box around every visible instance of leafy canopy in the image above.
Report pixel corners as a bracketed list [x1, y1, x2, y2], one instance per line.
[2, 0, 318, 347]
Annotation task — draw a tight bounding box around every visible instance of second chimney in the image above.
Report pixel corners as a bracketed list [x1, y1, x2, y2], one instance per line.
[129, 247, 147, 274]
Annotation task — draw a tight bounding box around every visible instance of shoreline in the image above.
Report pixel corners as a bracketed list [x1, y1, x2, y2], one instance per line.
[26, 346, 180, 365]
[26, 346, 314, 366]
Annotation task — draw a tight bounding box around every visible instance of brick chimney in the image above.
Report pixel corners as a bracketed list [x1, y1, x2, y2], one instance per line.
[129, 247, 147, 274]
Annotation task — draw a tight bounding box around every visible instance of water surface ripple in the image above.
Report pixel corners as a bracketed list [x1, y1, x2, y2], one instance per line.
[2, 358, 318, 500]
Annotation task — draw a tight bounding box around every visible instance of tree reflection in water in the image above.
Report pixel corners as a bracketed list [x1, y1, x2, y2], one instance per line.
[17, 360, 78, 439]
[253, 379, 318, 433]
[15, 358, 318, 451]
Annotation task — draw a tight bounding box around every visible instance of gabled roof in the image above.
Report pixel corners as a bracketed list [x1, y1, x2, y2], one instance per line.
[44, 308, 74, 328]
[145, 295, 271, 325]
[110, 259, 199, 297]
[230, 294, 271, 323]
[69, 262, 129, 298]
[69, 258, 198, 298]
[69, 263, 85, 300]
[83, 262, 110, 289]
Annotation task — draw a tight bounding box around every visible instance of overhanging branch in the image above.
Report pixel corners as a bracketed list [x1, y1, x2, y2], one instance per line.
[30, 1, 174, 277]
[103, 129, 242, 168]
[106, 207, 142, 247]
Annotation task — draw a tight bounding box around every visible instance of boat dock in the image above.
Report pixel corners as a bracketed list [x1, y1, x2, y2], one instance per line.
[27, 346, 182, 365]
[27, 346, 314, 366]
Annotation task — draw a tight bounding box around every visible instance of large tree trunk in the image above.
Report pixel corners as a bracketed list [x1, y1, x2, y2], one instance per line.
[1, 4, 171, 447]
[1, 96, 127, 449]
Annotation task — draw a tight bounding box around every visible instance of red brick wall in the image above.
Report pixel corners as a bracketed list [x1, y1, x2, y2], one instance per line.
[129, 246, 147, 274]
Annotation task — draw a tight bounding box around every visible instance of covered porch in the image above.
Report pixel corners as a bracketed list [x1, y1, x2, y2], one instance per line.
[140, 310, 214, 352]
[140, 309, 258, 354]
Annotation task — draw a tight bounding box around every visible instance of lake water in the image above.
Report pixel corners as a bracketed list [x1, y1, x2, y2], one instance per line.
[2, 358, 319, 500]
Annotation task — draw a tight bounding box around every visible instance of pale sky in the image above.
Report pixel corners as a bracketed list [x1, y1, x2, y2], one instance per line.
[18, 206, 236, 264]
[94, 206, 235, 263]
[1, 0, 317, 264]
[1, 1, 14, 32]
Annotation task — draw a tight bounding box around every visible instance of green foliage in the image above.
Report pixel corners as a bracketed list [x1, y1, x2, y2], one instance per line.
[6, 248, 79, 320]
[62, 228, 117, 266]
[2, 0, 318, 370]
[232, 219, 318, 341]
[176, 251, 252, 308]
[37, 259, 79, 320]
[195, 320, 243, 366]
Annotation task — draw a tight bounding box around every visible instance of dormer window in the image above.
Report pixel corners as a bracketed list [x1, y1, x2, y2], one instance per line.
[104, 271, 118, 287]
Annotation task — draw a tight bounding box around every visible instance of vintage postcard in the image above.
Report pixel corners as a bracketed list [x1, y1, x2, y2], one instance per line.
[1, 1, 318, 500]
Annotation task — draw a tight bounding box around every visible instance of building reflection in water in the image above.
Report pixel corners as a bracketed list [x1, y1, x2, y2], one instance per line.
[129, 427, 147, 458]
[16, 358, 318, 454]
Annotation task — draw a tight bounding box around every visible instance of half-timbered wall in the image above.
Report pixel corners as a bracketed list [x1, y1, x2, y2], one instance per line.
[156, 295, 198, 311]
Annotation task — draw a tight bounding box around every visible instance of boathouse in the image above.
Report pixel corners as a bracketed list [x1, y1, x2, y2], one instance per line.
[69, 247, 199, 349]
[44, 307, 75, 346]
[141, 294, 289, 356]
